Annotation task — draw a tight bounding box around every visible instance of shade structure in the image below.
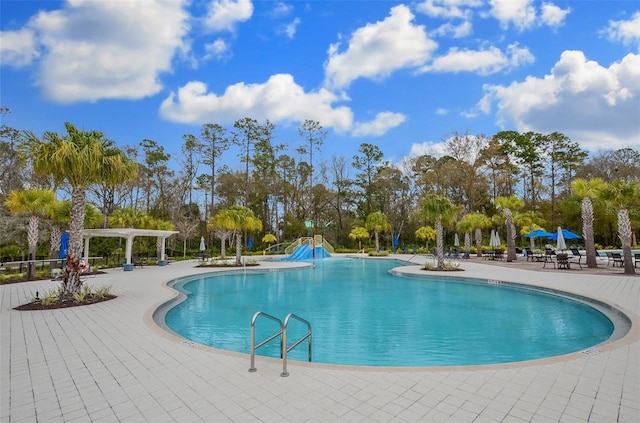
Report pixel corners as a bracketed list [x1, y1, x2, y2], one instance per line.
[547, 228, 581, 241]
[454, 233, 460, 247]
[524, 229, 554, 238]
[199, 236, 206, 252]
[555, 226, 567, 251]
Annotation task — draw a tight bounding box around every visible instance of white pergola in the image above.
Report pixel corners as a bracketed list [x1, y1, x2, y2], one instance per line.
[82, 228, 179, 267]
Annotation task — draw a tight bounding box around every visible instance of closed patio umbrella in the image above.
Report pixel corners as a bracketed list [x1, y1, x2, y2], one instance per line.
[454, 233, 460, 248]
[199, 236, 206, 252]
[555, 226, 567, 251]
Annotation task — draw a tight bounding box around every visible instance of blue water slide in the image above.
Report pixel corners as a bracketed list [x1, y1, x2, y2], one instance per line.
[283, 244, 331, 261]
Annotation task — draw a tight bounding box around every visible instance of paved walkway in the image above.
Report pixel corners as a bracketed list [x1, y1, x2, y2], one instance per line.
[2, 255, 639, 422]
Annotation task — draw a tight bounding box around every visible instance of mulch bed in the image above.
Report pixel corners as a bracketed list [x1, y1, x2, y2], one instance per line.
[14, 295, 117, 311]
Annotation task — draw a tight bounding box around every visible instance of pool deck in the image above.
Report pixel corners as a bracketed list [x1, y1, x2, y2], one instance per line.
[1, 255, 639, 422]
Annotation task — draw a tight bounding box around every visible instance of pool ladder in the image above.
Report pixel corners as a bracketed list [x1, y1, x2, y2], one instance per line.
[248, 311, 312, 377]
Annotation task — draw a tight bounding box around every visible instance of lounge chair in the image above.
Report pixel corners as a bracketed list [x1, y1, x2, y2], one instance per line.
[570, 248, 584, 269]
[611, 252, 624, 267]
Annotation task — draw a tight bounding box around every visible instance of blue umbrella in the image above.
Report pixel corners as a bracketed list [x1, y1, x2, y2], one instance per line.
[547, 228, 581, 241]
[524, 229, 553, 238]
[247, 237, 253, 249]
[59, 232, 69, 259]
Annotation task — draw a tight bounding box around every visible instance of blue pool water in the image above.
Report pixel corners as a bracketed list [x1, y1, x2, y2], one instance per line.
[164, 258, 614, 366]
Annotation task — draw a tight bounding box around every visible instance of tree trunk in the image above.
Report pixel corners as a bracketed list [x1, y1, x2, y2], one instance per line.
[235, 232, 242, 266]
[27, 215, 39, 281]
[436, 220, 444, 269]
[475, 227, 483, 257]
[69, 187, 86, 257]
[374, 230, 380, 252]
[582, 197, 598, 268]
[618, 209, 636, 275]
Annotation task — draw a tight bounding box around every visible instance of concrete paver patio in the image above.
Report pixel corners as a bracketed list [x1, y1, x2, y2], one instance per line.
[1, 255, 639, 422]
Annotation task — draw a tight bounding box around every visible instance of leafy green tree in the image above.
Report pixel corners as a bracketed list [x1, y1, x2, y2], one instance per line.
[0, 107, 26, 198]
[4, 188, 55, 280]
[233, 118, 263, 206]
[298, 120, 326, 222]
[200, 123, 229, 213]
[365, 211, 390, 252]
[421, 194, 456, 269]
[353, 143, 383, 218]
[496, 131, 545, 211]
[180, 133, 203, 208]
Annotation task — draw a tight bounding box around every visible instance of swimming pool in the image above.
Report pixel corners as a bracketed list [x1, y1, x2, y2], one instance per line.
[164, 258, 616, 367]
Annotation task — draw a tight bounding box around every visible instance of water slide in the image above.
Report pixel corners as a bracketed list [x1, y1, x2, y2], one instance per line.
[283, 244, 332, 261]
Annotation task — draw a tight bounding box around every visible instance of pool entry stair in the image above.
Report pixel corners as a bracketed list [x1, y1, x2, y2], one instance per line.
[283, 235, 333, 261]
[248, 311, 312, 377]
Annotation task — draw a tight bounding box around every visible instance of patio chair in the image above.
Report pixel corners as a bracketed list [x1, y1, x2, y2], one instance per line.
[605, 251, 614, 266]
[556, 253, 570, 269]
[525, 247, 534, 262]
[635, 253, 640, 268]
[543, 249, 557, 268]
[493, 249, 504, 261]
[611, 252, 624, 267]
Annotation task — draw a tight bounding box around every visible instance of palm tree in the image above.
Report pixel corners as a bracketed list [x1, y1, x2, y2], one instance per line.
[349, 226, 369, 251]
[22, 123, 136, 295]
[365, 212, 390, 252]
[22, 123, 137, 260]
[262, 234, 277, 252]
[495, 195, 524, 262]
[4, 189, 56, 280]
[421, 194, 456, 270]
[217, 205, 263, 265]
[415, 226, 436, 250]
[601, 180, 638, 275]
[458, 213, 491, 258]
[571, 178, 606, 268]
[208, 208, 235, 259]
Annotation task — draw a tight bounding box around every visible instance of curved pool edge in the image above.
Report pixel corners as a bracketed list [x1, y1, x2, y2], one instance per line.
[143, 257, 640, 373]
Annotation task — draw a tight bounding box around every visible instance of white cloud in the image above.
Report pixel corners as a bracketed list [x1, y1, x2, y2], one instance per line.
[540, 2, 570, 28]
[324, 5, 437, 90]
[479, 51, 640, 150]
[204, 39, 231, 61]
[352, 112, 406, 137]
[415, 0, 483, 20]
[436, 108, 448, 115]
[430, 21, 473, 38]
[603, 11, 640, 46]
[283, 17, 301, 39]
[160, 74, 355, 133]
[8, 0, 190, 103]
[408, 141, 448, 158]
[271, 2, 293, 18]
[420, 43, 534, 74]
[0, 28, 39, 67]
[204, 0, 253, 33]
[489, 0, 569, 31]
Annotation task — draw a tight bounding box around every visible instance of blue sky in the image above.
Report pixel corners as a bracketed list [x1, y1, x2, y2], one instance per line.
[1, 0, 639, 172]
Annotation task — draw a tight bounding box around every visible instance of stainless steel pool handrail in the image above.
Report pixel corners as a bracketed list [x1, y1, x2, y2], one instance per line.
[248, 311, 283, 373]
[281, 313, 312, 377]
